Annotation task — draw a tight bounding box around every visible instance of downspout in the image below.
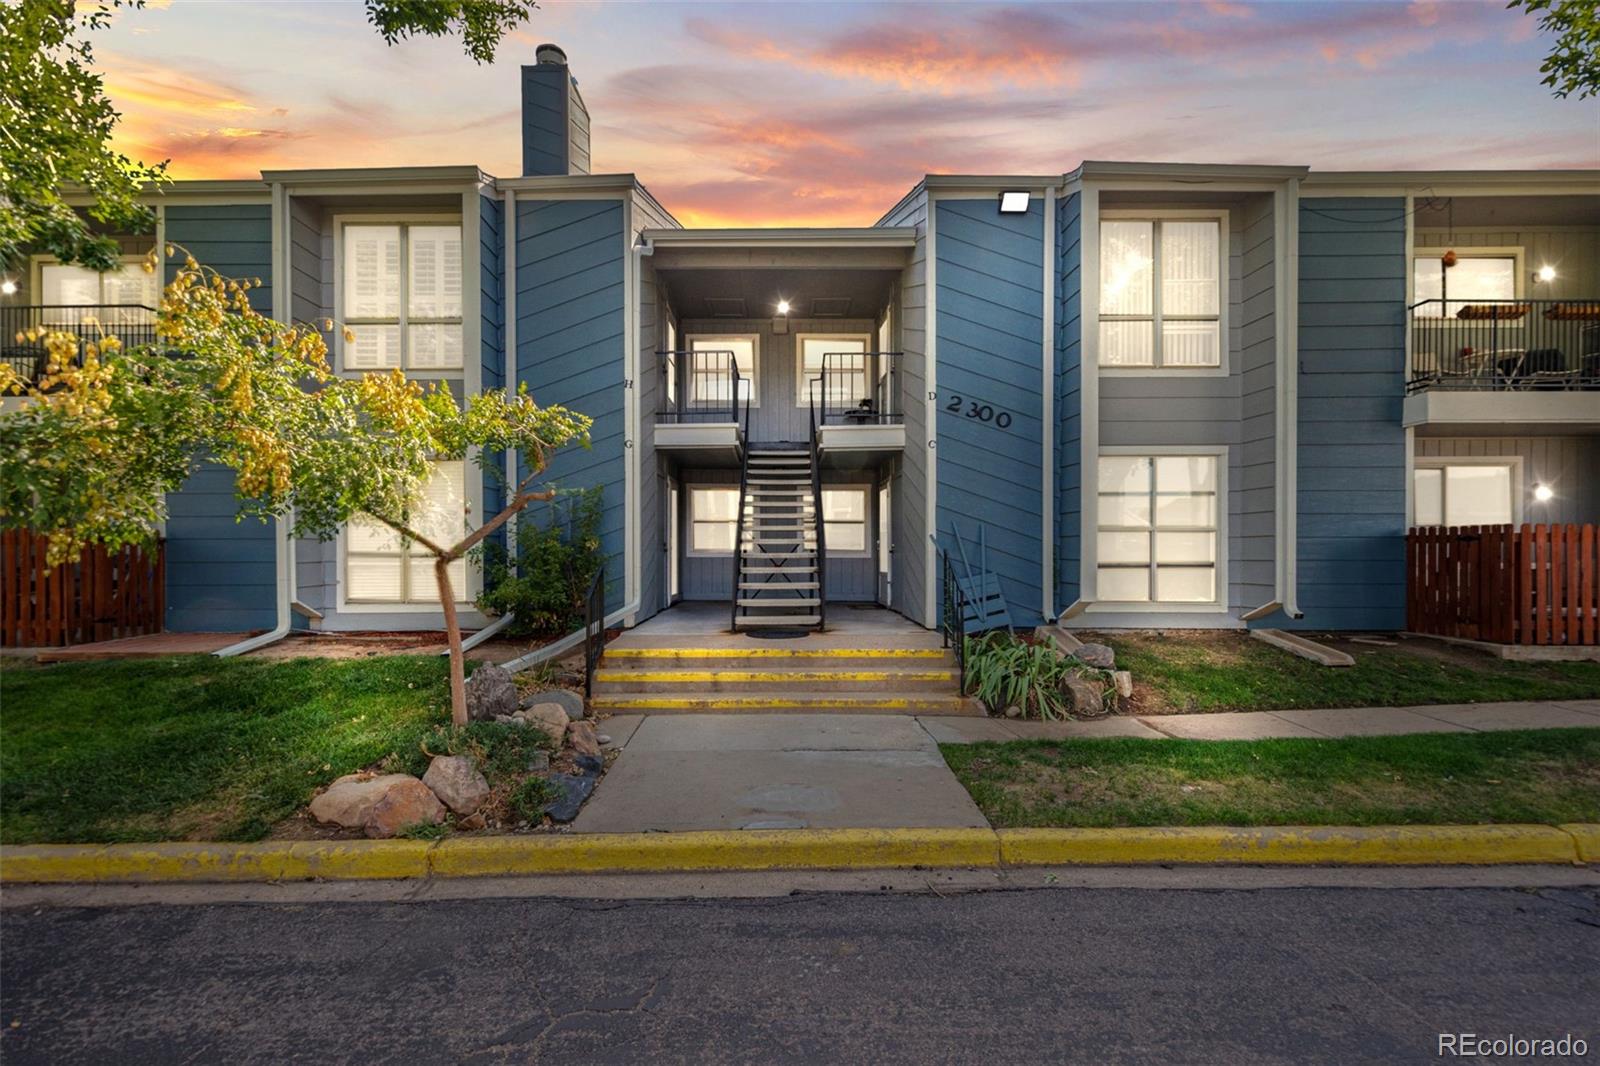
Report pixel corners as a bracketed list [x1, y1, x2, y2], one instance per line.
[1278, 178, 1303, 619]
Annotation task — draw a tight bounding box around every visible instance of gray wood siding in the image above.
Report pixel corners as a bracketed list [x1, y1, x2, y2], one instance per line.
[632, 187, 679, 620]
[1416, 436, 1599, 524]
[880, 190, 929, 624]
[516, 199, 627, 613]
[1236, 195, 1278, 612]
[676, 317, 877, 443]
[1289, 197, 1408, 631]
[935, 198, 1046, 628]
[1056, 191, 1081, 612]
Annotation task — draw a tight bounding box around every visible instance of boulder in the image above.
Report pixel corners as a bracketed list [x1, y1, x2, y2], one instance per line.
[364, 778, 447, 838]
[516, 701, 570, 743]
[309, 773, 416, 830]
[566, 720, 601, 758]
[524, 688, 585, 720]
[422, 754, 491, 816]
[1072, 643, 1116, 670]
[464, 664, 518, 722]
[573, 752, 604, 775]
[542, 772, 596, 823]
[1063, 677, 1108, 718]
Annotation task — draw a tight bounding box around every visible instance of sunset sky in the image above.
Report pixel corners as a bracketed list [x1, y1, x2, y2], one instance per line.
[101, 0, 1599, 227]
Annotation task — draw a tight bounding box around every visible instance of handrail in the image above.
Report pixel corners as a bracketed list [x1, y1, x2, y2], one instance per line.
[653, 349, 748, 422]
[809, 378, 827, 631]
[1406, 299, 1600, 394]
[582, 564, 606, 699]
[730, 359, 749, 633]
[817, 350, 905, 426]
[1, 304, 162, 385]
[938, 547, 971, 695]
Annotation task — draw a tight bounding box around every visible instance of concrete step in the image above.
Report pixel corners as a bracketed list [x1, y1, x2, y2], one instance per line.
[603, 646, 953, 667]
[588, 692, 984, 715]
[591, 667, 960, 693]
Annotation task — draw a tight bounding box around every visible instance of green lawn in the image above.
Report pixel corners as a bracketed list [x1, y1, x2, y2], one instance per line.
[0, 655, 456, 844]
[1094, 631, 1600, 714]
[942, 730, 1600, 829]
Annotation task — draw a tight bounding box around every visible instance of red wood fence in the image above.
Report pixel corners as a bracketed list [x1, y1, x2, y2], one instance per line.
[1, 531, 165, 647]
[1407, 524, 1597, 646]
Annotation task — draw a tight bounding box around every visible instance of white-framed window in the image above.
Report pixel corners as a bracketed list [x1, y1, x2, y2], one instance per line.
[664, 319, 678, 406]
[338, 221, 463, 372]
[687, 486, 740, 555]
[33, 256, 159, 327]
[345, 460, 469, 603]
[821, 486, 870, 556]
[1412, 248, 1521, 318]
[1413, 460, 1520, 527]
[1097, 453, 1220, 605]
[1099, 215, 1225, 370]
[797, 334, 870, 407]
[686, 335, 758, 408]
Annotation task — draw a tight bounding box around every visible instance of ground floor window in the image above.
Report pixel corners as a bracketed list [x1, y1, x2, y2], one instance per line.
[346, 461, 468, 603]
[687, 487, 739, 554]
[1413, 462, 1517, 527]
[821, 487, 869, 554]
[1097, 453, 1219, 604]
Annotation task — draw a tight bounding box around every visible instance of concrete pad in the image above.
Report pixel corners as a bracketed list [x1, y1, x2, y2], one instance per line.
[916, 717, 1017, 744]
[1002, 718, 1167, 741]
[571, 749, 989, 832]
[1553, 700, 1600, 720]
[1408, 702, 1600, 732]
[595, 715, 645, 749]
[1269, 707, 1467, 738]
[1138, 712, 1324, 741]
[625, 714, 936, 753]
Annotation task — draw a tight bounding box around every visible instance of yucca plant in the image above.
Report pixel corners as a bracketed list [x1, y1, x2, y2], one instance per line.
[964, 632, 1095, 721]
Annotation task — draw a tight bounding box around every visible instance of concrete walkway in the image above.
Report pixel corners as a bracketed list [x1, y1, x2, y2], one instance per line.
[575, 700, 1600, 833]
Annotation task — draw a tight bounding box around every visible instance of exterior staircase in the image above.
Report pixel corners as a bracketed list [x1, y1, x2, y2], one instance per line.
[588, 644, 983, 715]
[733, 446, 824, 632]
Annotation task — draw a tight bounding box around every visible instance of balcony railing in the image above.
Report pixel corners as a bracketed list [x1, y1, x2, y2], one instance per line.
[1408, 299, 1600, 393]
[1, 305, 159, 385]
[656, 349, 749, 424]
[811, 351, 903, 426]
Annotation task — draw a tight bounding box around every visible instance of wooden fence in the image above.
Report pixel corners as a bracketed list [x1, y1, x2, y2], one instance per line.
[1407, 524, 1598, 646]
[1, 531, 165, 647]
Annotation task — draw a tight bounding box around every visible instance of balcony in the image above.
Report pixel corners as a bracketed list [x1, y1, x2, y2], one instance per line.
[653, 349, 749, 461]
[810, 350, 905, 462]
[1, 305, 159, 386]
[1405, 299, 1600, 431]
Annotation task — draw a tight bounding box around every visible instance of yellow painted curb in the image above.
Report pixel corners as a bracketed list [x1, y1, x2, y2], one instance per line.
[997, 825, 1582, 866]
[1560, 824, 1600, 863]
[0, 840, 434, 884]
[591, 696, 928, 709]
[592, 670, 958, 683]
[430, 828, 999, 878]
[602, 648, 948, 659]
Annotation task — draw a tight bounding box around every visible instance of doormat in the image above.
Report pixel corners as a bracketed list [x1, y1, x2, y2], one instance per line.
[745, 628, 811, 640]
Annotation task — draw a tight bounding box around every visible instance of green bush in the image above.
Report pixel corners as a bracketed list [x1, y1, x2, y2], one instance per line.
[965, 632, 1109, 721]
[476, 486, 604, 636]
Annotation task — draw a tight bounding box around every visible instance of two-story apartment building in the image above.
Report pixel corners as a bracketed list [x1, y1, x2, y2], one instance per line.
[6, 45, 1596, 643]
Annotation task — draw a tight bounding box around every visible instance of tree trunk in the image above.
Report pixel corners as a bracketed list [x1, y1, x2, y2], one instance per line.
[435, 556, 468, 726]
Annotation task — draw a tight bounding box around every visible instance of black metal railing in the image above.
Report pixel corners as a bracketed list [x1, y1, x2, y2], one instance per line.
[814, 351, 903, 425]
[1, 305, 159, 385]
[1408, 299, 1600, 393]
[730, 444, 750, 633]
[939, 549, 970, 695]
[582, 564, 606, 699]
[808, 384, 828, 631]
[656, 349, 749, 423]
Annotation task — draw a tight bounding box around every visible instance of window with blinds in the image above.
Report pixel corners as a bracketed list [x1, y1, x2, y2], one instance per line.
[1097, 454, 1220, 604]
[37, 260, 159, 327]
[346, 461, 469, 603]
[341, 223, 463, 372]
[1100, 218, 1223, 369]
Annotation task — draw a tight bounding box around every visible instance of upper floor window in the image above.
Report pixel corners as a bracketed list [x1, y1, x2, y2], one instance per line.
[36, 258, 158, 326]
[687, 335, 758, 408]
[797, 335, 869, 406]
[1100, 218, 1222, 369]
[341, 222, 462, 372]
[1412, 251, 1518, 319]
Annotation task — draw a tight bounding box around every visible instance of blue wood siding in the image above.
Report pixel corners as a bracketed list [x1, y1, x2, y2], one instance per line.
[162, 204, 277, 632]
[515, 199, 626, 613]
[1055, 192, 1082, 614]
[1286, 197, 1407, 630]
[521, 67, 569, 177]
[479, 194, 507, 567]
[935, 198, 1046, 627]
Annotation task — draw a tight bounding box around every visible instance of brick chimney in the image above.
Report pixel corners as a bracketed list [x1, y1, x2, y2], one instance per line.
[521, 44, 591, 177]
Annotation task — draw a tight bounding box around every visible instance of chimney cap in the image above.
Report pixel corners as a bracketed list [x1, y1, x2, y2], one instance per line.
[535, 43, 567, 66]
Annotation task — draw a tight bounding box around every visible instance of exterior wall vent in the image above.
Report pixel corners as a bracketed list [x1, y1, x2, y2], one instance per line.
[812, 297, 852, 317]
[706, 297, 747, 317]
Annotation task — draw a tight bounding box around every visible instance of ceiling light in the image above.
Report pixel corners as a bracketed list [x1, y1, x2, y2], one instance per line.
[1536, 265, 1557, 283]
[776, 299, 791, 315]
[998, 190, 1030, 214]
[1534, 483, 1554, 502]
[0, 279, 16, 296]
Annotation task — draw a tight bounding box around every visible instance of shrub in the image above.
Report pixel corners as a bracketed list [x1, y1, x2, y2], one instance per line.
[476, 486, 603, 636]
[964, 632, 1110, 721]
[509, 775, 561, 823]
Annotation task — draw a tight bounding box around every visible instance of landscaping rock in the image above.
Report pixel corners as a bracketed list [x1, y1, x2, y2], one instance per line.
[566, 720, 601, 758]
[1003, 705, 1023, 719]
[542, 772, 596, 823]
[1063, 677, 1109, 718]
[363, 778, 447, 838]
[457, 813, 486, 831]
[309, 773, 418, 830]
[525, 688, 585, 720]
[1072, 643, 1116, 670]
[574, 752, 604, 775]
[516, 702, 570, 743]
[526, 750, 551, 773]
[1112, 670, 1134, 699]
[464, 664, 518, 722]
[597, 734, 613, 746]
[422, 754, 490, 816]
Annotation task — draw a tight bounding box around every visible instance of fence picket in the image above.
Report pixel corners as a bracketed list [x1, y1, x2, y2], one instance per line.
[0, 533, 165, 647]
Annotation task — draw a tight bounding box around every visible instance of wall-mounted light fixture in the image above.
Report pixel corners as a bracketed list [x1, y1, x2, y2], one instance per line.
[998, 190, 1030, 214]
[0, 279, 16, 296]
[1535, 265, 1557, 283]
[776, 299, 791, 315]
[1533, 483, 1555, 502]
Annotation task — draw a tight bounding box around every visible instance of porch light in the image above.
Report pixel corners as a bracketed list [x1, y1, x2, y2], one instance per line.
[776, 299, 791, 315]
[1536, 265, 1557, 283]
[0, 279, 15, 296]
[1534, 484, 1554, 502]
[998, 190, 1030, 214]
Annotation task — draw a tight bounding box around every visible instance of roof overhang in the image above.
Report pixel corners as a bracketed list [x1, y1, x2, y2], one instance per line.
[643, 227, 917, 250]
[1302, 169, 1600, 198]
[261, 165, 488, 187]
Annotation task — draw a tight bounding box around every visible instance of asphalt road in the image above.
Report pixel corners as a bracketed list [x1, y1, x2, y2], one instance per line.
[2, 885, 1597, 1064]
